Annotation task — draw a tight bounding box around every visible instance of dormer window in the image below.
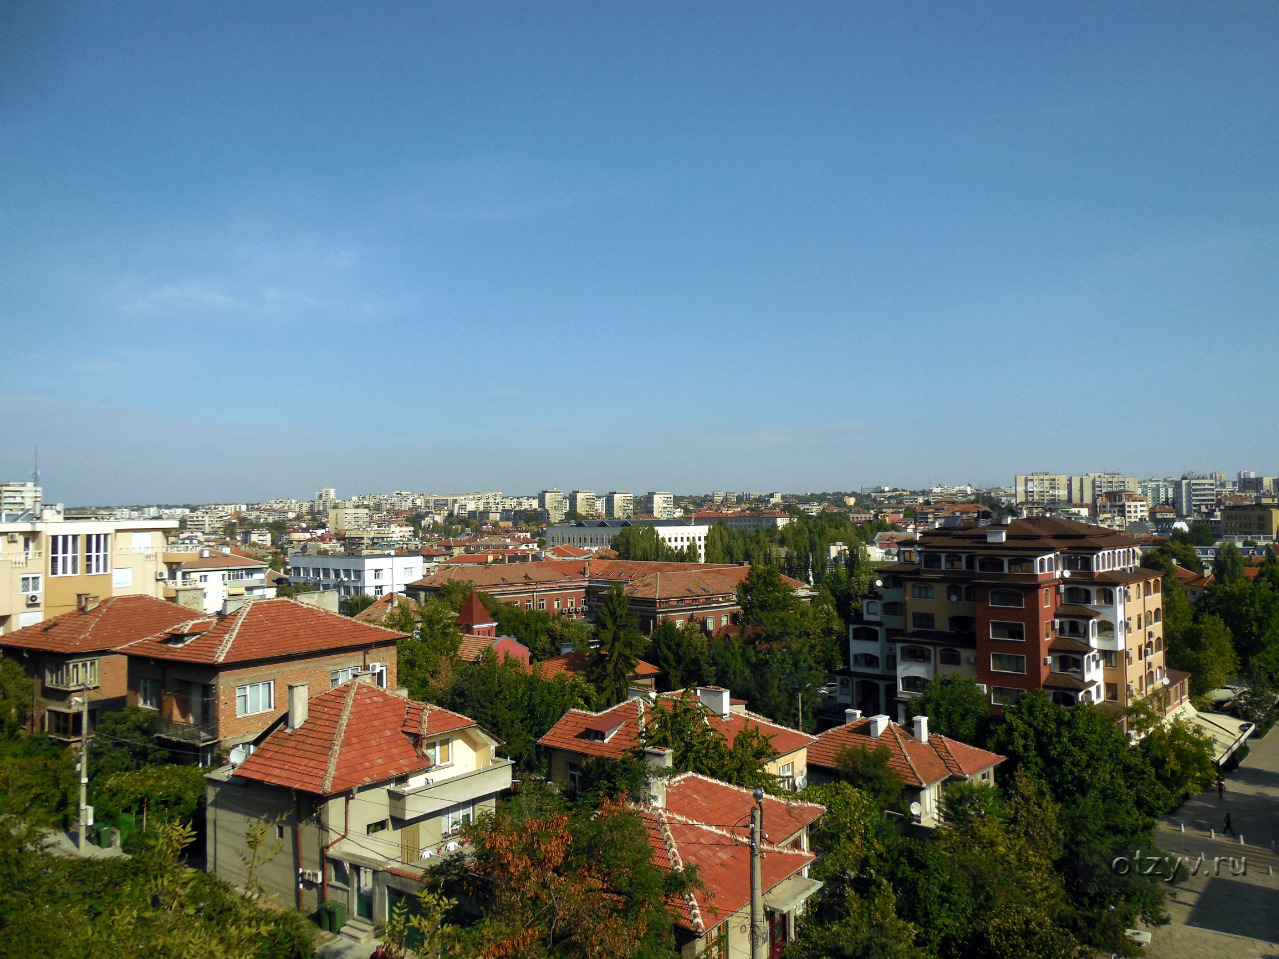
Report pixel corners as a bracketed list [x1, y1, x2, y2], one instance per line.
[421, 737, 452, 767]
[582, 719, 625, 742]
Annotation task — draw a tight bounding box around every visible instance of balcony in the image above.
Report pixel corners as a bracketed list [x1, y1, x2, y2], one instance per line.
[154, 717, 219, 743]
[387, 759, 514, 820]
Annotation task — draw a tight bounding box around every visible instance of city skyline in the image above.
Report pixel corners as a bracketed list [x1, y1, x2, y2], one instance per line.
[3, 3, 1277, 504]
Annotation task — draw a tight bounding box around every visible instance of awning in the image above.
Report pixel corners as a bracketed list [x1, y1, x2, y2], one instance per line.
[764, 874, 823, 914]
[1167, 702, 1253, 765]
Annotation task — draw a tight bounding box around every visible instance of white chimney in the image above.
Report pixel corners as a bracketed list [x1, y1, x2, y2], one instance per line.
[845, 708, 862, 724]
[868, 714, 890, 738]
[697, 686, 731, 719]
[643, 746, 673, 808]
[986, 528, 1006, 543]
[287, 683, 309, 731]
[913, 714, 929, 744]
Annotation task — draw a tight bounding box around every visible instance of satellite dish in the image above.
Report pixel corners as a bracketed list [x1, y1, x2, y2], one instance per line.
[793, 775, 808, 791]
[909, 801, 922, 818]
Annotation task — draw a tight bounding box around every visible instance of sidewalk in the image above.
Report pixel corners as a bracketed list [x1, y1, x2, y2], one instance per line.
[41, 828, 126, 860]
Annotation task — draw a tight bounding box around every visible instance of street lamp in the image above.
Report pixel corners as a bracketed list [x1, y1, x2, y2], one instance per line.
[71, 687, 91, 853]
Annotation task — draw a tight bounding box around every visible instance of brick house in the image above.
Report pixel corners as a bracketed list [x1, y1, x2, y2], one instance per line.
[539, 686, 815, 793]
[806, 710, 1004, 826]
[205, 677, 512, 933]
[0, 594, 404, 763]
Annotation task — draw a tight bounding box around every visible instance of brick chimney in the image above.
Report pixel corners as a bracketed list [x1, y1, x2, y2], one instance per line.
[643, 746, 673, 808]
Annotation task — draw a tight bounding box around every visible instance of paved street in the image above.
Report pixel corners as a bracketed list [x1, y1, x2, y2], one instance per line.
[1139, 725, 1279, 958]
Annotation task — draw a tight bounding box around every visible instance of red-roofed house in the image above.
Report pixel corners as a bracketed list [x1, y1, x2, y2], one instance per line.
[206, 677, 512, 928]
[533, 649, 660, 688]
[807, 710, 1004, 825]
[539, 686, 816, 794]
[634, 750, 823, 957]
[0, 594, 404, 762]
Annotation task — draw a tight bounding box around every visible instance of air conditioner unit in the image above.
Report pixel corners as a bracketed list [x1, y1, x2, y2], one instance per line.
[975, 683, 987, 693]
[26, 594, 40, 606]
[6, 533, 18, 543]
[1044, 656, 1052, 666]
[156, 570, 168, 580]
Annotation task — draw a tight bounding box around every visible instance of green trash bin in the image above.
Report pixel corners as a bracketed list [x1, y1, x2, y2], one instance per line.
[315, 905, 331, 932]
[326, 899, 346, 932]
[116, 812, 136, 846]
[95, 824, 112, 848]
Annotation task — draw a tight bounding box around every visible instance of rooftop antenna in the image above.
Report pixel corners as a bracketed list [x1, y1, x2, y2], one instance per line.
[32, 446, 39, 487]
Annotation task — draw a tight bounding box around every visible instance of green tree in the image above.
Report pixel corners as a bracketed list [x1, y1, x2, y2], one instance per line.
[834, 743, 906, 811]
[587, 586, 647, 708]
[343, 593, 376, 616]
[1212, 542, 1247, 586]
[644, 618, 712, 691]
[1166, 613, 1238, 695]
[914, 674, 990, 744]
[641, 689, 777, 790]
[1128, 704, 1216, 803]
[91, 707, 171, 781]
[0, 657, 34, 738]
[611, 525, 690, 563]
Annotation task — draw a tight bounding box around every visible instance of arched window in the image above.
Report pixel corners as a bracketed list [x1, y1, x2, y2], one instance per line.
[977, 557, 1004, 573]
[945, 553, 964, 570]
[852, 626, 879, 642]
[1153, 608, 1162, 623]
[1050, 691, 1077, 707]
[1008, 557, 1034, 574]
[900, 645, 932, 663]
[901, 676, 928, 693]
[1097, 620, 1115, 638]
[853, 653, 881, 669]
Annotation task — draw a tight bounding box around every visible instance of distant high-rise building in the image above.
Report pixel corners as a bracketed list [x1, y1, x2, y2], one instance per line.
[569, 490, 596, 518]
[0, 482, 41, 517]
[643, 492, 675, 519]
[1174, 474, 1221, 518]
[315, 488, 337, 502]
[604, 492, 634, 519]
[1015, 472, 1137, 505]
[539, 489, 567, 524]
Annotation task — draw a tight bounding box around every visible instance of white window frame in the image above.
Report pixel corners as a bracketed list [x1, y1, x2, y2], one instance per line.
[236, 680, 275, 716]
[50, 534, 79, 577]
[20, 574, 41, 593]
[330, 666, 359, 688]
[441, 802, 473, 837]
[423, 737, 452, 768]
[990, 653, 1027, 674]
[85, 533, 110, 575]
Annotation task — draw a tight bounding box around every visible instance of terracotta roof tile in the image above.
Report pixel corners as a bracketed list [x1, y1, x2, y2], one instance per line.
[809, 719, 952, 788]
[233, 682, 482, 795]
[0, 595, 214, 656]
[664, 772, 824, 844]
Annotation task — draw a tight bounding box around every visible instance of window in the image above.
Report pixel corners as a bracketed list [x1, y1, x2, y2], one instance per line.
[977, 557, 1004, 573]
[85, 534, 110, 575]
[911, 584, 934, 599]
[366, 820, 388, 835]
[331, 666, 360, 688]
[990, 686, 1023, 706]
[19, 574, 40, 593]
[1063, 555, 1091, 572]
[778, 762, 795, 789]
[988, 589, 1023, 608]
[50, 535, 79, 576]
[47, 709, 84, 739]
[707, 922, 730, 959]
[989, 621, 1025, 641]
[442, 803, 473, 837]
[883, 602, 905, 617]
[538, 599, 546, 610]
[944, 554, 963, 570]
[922, 554, 942, 569]
[946, 585, 963, 602]
[901, 675, 928, 693]
[948, 616, 975, 633]
[422, 737, 452, 767]
[1008, 557, 1034, 574]
[900, 645, 931, 663]
[911, 612, 935, 630]
[373, 569, 382, 580]
[1106, 683, 1119, 701]
[1102, 650, 1117, 668]
[45, 659, 100, 689]
[852, 653, 880, 669]
[139, 677, 160, 709]
[991, 653, 1026, 673]
[566, 761, 582, 792]
[236, 681, 274, 716]
[939, 648, 962, 666]
[1097, 588, 1114, 605]
[373, 586, 384, 597]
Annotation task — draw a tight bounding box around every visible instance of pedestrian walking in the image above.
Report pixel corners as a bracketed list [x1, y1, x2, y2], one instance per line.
[1217, 778, 1225, 800]
[1223, 812, 1236, 837]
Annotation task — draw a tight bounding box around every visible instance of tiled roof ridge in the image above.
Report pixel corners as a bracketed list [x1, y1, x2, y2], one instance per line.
[212, 600, 255, 663]
[737, 708, 817, 743]
[672, 771, 827, 813]
[321, 680, 361, 794]
[277, 596, 409, 638]
[655, 809, 703, 934]
[888, 725, 924, 783]
[661, 808, 803, 855]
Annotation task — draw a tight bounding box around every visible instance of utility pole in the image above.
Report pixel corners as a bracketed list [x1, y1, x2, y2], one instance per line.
[76, 686, 90, 853]
[750, 788, 766, 959]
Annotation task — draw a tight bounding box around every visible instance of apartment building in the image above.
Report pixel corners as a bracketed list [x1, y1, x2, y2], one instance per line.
[1096, 491, 1150, 530]
[326, 506, 370, 532]
[0, 482, 41, 515]
[546, 519, 710, 562]
[207, 678, 511, 925]
[604, 491, 634, 518]
[643, 491, 676, 519]
[1221, 503, 1279, 540]
[0, 505, 177, 634]
[569, 490, 596, 517]
[1015, 472, 1139, 506]
[286, 551, 424, 601]
[538, 489, 567, 524]
[1174, 473, 1228, 518]
[162, 549, 272, 614]
[837, 517, 1173, 723]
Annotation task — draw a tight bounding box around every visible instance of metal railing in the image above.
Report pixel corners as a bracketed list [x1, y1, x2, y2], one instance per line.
[153, 717, 219, 743]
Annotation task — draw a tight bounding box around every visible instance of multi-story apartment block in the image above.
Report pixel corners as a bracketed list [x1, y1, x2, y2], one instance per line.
[162, 548, 272, 614]
[643, 491, 675, 519]
[326, 506, 370, 532]
[1221, 504, 1279, 541]
[287, 551, 424, 601]
[1139, 478, 1177, 507]
[568, 490, 596, 517]
[1174, 474, 1221, 518]
[604, 491, 634, 518]
[835, 517, 1180, 725]
[0, 482, 41, 515]
[1238, 475, 1278, 496]
[1096, 491, 1149, 530]
[0, 505, 177, 634]
[546, 519, 709, 562]
[538, 489, 567, 524]
[1015, 472, 1138, 506]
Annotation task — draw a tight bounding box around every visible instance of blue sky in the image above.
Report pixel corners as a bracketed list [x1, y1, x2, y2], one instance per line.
[2, 3, 1276, 505]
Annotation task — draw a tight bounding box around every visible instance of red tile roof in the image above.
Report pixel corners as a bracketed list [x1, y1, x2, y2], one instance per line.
[636, 806, 814, 933]
[0, 595, 213, 656]
[455, 592, 496, 628]
[233, 681, 483, 795]
[533, 650, 661, 682]
[808, 719, 1002, 787]
[663, 772, 824, 844]
[176, 553, 268, 571]
[118, 597, 404, 664]
[538, 691, 815, 762]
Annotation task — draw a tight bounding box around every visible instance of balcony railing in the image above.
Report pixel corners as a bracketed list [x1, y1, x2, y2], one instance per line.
[153, 717, 219, 743]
